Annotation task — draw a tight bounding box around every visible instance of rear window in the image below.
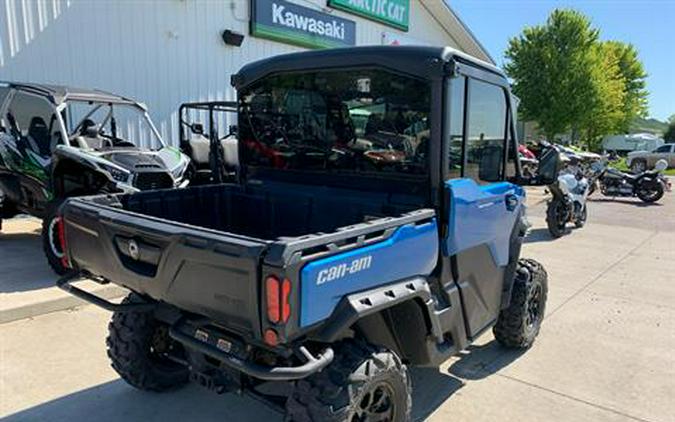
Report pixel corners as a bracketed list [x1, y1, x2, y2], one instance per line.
[239, 69, 431, 178]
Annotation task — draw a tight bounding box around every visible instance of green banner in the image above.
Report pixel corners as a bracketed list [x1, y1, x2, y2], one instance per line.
[328, 0, 409, 31]
[251, 0, 356, 49]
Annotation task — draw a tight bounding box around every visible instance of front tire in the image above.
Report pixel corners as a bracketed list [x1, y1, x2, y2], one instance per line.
[285, 341, 411, 422]
[574, 203, 587, 228]
[546, 199, 567, 238]
[107, 293, 189, 392]
[494, 259, 548, 349]
[42, 201, 69, 275]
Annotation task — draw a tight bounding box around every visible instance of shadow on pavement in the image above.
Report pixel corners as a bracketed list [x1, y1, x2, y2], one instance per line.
[2, 369, 464, 422]
[523, 228, 556, 244]
[589, 197, 662, 207]
[0, 229, 56, 293]
[447, 340, 525, 381]
[410, 367, 464, 420]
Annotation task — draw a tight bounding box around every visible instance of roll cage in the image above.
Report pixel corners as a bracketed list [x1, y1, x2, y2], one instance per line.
[0, 82, 165, 150]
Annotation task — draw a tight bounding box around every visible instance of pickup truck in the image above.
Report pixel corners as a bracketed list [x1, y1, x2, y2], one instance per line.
[57, 46, 555, 422]
[626, 143, 675, 173]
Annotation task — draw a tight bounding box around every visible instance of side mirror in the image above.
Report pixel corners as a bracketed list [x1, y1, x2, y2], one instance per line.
[191, 123, 204, 135]
[537, 147, 562, 185]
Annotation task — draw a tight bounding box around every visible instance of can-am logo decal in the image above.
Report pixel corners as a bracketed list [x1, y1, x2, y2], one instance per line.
[317, 255, 373, 285]
[251, 0, 356, 49]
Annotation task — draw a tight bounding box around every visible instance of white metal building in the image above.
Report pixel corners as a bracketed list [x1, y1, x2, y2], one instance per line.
[0, 0, 492, 145]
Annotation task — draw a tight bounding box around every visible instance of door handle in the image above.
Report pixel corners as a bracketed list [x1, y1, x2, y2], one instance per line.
[505, 194, 519, 212]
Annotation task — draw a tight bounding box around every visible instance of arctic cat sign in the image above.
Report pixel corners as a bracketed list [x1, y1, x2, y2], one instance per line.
[251, 0, 356, 49]
[328, 0, 409, 31]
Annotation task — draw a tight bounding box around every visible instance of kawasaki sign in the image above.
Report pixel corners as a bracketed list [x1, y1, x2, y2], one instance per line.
[328, 0, 409, 31]
[251, 0, 356, 49]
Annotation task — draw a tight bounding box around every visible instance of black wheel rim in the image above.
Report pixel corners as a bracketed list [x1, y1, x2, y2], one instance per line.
[526, 283, 543, 328]
[352, 382, 396, 422]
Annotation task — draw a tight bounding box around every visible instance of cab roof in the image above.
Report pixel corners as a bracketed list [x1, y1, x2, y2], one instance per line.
[1, 81, 144, 109]
[232, 46, 507, 89]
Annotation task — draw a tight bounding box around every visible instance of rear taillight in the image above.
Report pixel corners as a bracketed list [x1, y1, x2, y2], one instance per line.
[265, 275, 292, 324]
[281, 278, 291, 323]
[266, 276, 281, 323]
[56, 216, 71, 269]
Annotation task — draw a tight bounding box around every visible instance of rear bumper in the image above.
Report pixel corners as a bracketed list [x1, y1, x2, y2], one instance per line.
[57, 271, 334, 381]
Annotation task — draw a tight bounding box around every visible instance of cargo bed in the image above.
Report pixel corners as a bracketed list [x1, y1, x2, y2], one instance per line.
[62, 182, 435, 339]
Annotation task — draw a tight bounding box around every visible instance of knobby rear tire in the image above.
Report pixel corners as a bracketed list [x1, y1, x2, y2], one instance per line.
[285, 340, 411, 422]
[107, 293, 189, 392]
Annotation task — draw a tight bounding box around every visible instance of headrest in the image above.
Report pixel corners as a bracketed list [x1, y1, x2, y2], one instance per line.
[84, 124, 101, 138]
[28, 116, 48, 135]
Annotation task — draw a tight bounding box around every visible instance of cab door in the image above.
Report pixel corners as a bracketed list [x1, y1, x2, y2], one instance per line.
[443, 71, 524, 338]
[3, 91, 60, 214]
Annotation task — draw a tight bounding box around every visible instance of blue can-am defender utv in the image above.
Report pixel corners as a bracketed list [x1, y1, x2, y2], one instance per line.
[56, 46, 558, 421]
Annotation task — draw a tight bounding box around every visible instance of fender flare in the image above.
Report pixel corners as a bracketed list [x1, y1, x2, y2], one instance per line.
[312, 277, 442, 344]
[500, 207, 528, 309]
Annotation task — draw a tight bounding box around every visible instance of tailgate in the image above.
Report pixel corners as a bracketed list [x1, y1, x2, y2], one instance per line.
[62, 198, 269, 336]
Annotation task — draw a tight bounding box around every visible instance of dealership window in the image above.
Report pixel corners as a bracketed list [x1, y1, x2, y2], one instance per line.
[239, 69, 431, 177]
[6, 92, 60, 157]
[0, 87, 10, 132]
[465, 80, 507, 183]
[447, 76, 465, 179]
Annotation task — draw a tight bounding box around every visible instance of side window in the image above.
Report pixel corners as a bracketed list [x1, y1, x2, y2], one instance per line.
[465, 79, 507, 183]
[655, 145, 671, 153]
[447, 76, 465, 179]
[6, 92, 58, 157]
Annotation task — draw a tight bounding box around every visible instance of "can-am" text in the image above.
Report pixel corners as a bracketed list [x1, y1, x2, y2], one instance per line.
[316, 255, 373, 285]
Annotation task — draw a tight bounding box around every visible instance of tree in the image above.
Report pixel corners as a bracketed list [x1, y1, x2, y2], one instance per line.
[602, 41, 649, 131]
[664, 122, 675, 142]
[505, 9, 650, 150]
[505, 9, 600, 141]
[578, 42, 626, 150]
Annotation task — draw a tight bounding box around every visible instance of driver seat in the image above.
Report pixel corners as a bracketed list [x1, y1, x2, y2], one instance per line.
[80, 123, 106, 149]
[189, 134, 211, 166]
[27, 116, 51, 156]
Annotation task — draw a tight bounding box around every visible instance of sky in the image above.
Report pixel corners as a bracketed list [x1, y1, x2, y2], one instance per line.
[449, 0, 675, 121]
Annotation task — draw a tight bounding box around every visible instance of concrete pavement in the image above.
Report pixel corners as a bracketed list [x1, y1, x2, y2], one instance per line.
[1, 193, 674, 421]
[0, 217, 127, 324]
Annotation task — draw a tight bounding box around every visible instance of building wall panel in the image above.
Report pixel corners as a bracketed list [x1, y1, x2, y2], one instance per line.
[0, 0, 464, 144]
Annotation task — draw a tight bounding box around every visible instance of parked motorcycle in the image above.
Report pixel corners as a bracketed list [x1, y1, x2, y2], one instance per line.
[546, 152, 590, 238]
[589, 159, 670, 203]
